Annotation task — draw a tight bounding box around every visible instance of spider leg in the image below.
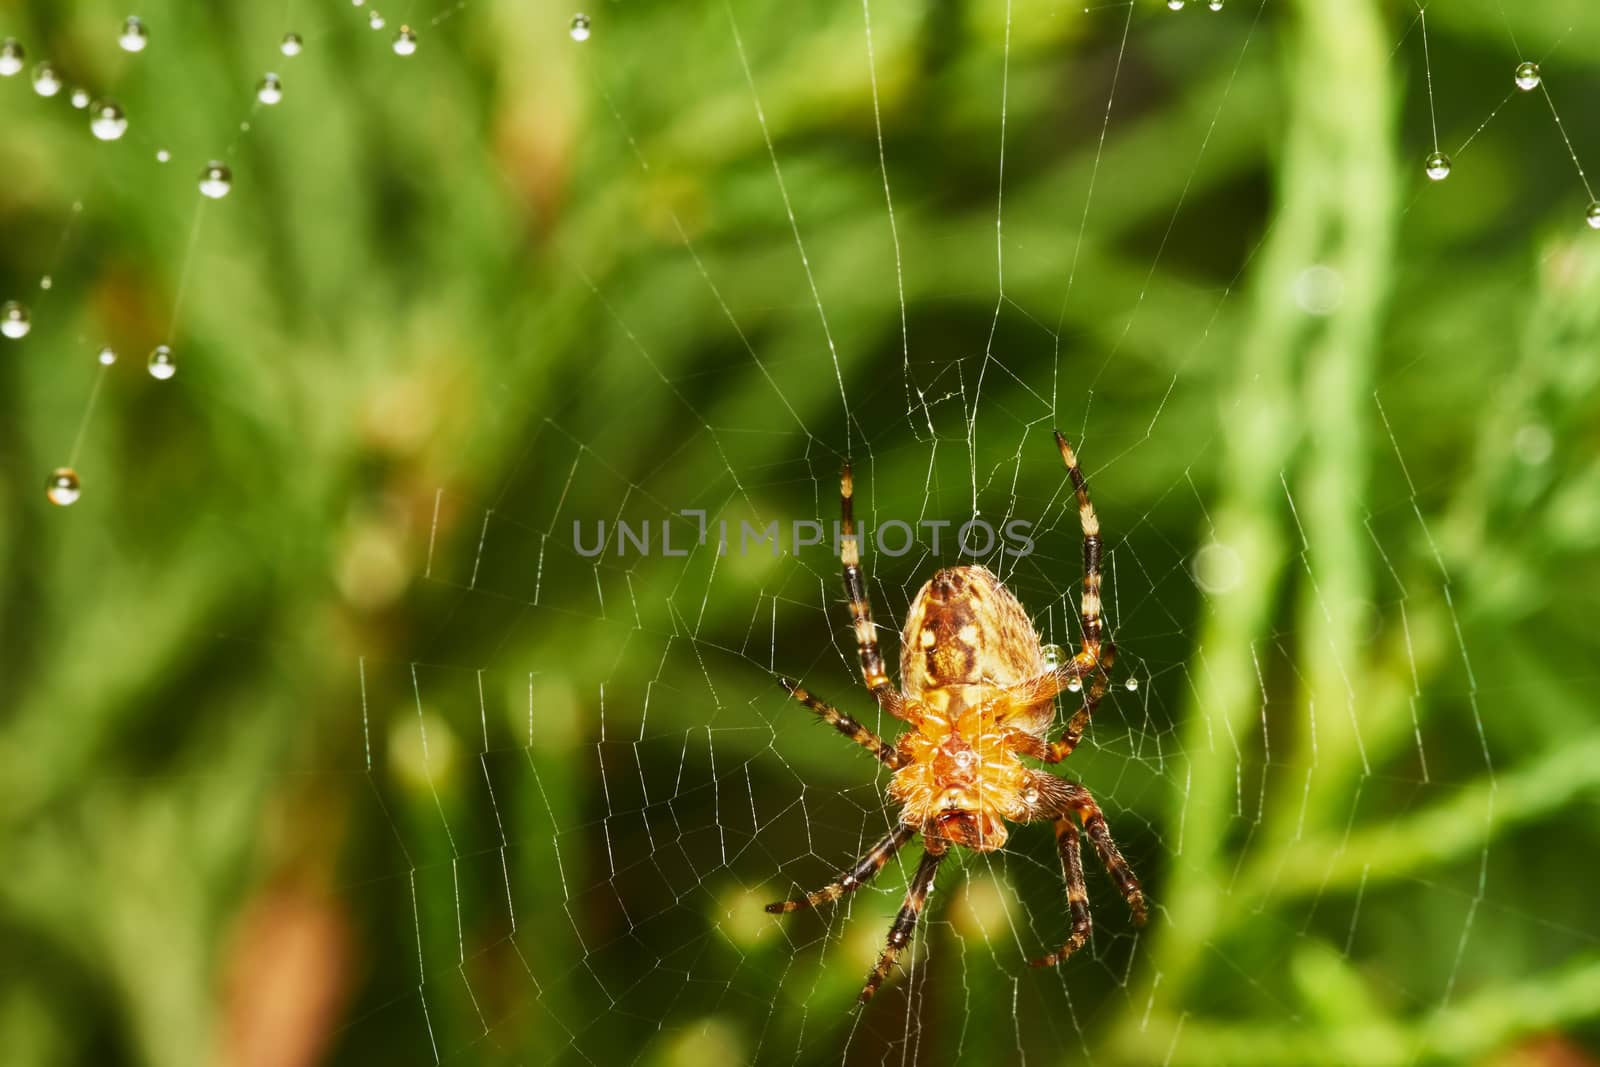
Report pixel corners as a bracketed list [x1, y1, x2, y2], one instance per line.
[1029, 818, 1092, 968]
[777, 677, 903, 768]
[1062, 781, 1147, 926]
[765, 825, 915, 914]
[840, 463, 909, 721]
[859, 844, 945, 1004]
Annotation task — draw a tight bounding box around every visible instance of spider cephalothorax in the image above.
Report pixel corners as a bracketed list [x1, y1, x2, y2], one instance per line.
[767, 433, 1148, 1004]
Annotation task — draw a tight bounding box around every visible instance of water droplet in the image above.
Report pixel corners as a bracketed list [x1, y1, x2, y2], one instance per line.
[97, 345, 117, 366]
[32, 62, 61, 96]
[1423, 151, 1451, 181]
[351, 0, 364, 5]
[69, 87, 90, 109]
[1024, 789, 1040, 806]
[1067, 677, 1084, 693]
[1040, 643, 1066, 670]
[39, 275, 51, 290]
[119, 16, 149, 53]
[1513, 423, 1553, 465]
[198, 161, 232, 199]
[90, 99, 128, 141]
[368, 10, 386, 29]
[1, 301, 31, 339]
[569, 13, 592, 41]
[281, 33, 303, 57]
[1124, 677, 1139, 692]
[1208, 0, 1223, 8]
[0, 38, 23, 77]
[155, 148, 170, 162]
[393, 26, 417, 55]
[1192, 540, 1242, 594]
[1167, 0, 1184, 9]
[256, 73, 283, 105]
[1586, 202, 1600, 230]
[147, 344, 176, 379]
[46, 467, 81, 507]
[1514, 61, 1540, 92]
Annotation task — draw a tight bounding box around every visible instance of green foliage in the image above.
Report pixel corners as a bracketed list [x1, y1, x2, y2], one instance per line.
[2, 1, 1599, 1064]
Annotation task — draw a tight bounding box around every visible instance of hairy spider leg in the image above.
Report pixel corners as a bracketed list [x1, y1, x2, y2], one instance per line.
[777, 677, 903, 768]
[765, 825, 917, 914]
[1030, 818, 1091, 967]
[1038, 431, 1118, 761]
[859, 843, 945, 1003]
[840, 463, 908, 721]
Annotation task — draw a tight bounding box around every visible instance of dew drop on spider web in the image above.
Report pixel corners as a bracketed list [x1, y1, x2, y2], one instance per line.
[198, 162, 232, 199]
[1423, 151, 1452, 181]
[119, 16, 149, 53]
[39, 275, 51, 290]
[368, 11, 386, 30]
[1513, 62, 1541, 92]
[1208, 0, 1223, 9]
[97, 345, 117, 366]
[46, 467, 81, 507]
[69, 87, 90, 109]
[1040, 643, 1066, 670]
[1124, 677, 1139, 692]
[280, 33, 303, 57]
[1, 301, 31, 339]
[90, 100, 128, 141]
[155, 148, 169, 162]
[570, 13, 592, 41]
[1166, 0, 1184, 9]
[0, 38, 23, 77]
[32, 62, 61, 97]
[1067, 677, 1083, 693]
[393, 27, 418, 56]
[256, 73, 283, 105]
[1585, 202, 1600, 230]
[147, 344, 176, 379]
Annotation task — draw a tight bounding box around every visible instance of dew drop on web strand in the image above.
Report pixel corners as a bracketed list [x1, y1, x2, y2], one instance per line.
[257, 73, 283, 105]
[46, 468, 81, 507]
[570, 13, 592, 41]
[0, 38, 23, 77]
[148, 344, 176, 379]
[1423, 150, 1452, 182]
[90, 100, 128, 141]
[281, 33, 303, 57]
[393, 27, 418, 57]
[369, 10, 386, 30]
[69, 87, 90, 109]
[1514, 61, 1540, 92]
[98, 345, 117, 366]
[32, 62, 61, 97]
[1586, 202, 1600, 231]
[198, 162, 232, 199]
[1, 301, 31, 340]
[119, 16, 149, 53]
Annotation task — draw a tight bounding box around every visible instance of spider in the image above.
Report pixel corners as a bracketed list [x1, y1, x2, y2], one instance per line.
[766, 432, 1147, 1004]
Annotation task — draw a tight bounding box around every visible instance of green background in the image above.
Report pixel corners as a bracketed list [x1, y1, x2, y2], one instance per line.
[3, 0, 1600, 1064]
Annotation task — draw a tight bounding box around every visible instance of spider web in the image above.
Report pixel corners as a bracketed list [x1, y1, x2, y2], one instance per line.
[6, 1, 1600, 1065]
